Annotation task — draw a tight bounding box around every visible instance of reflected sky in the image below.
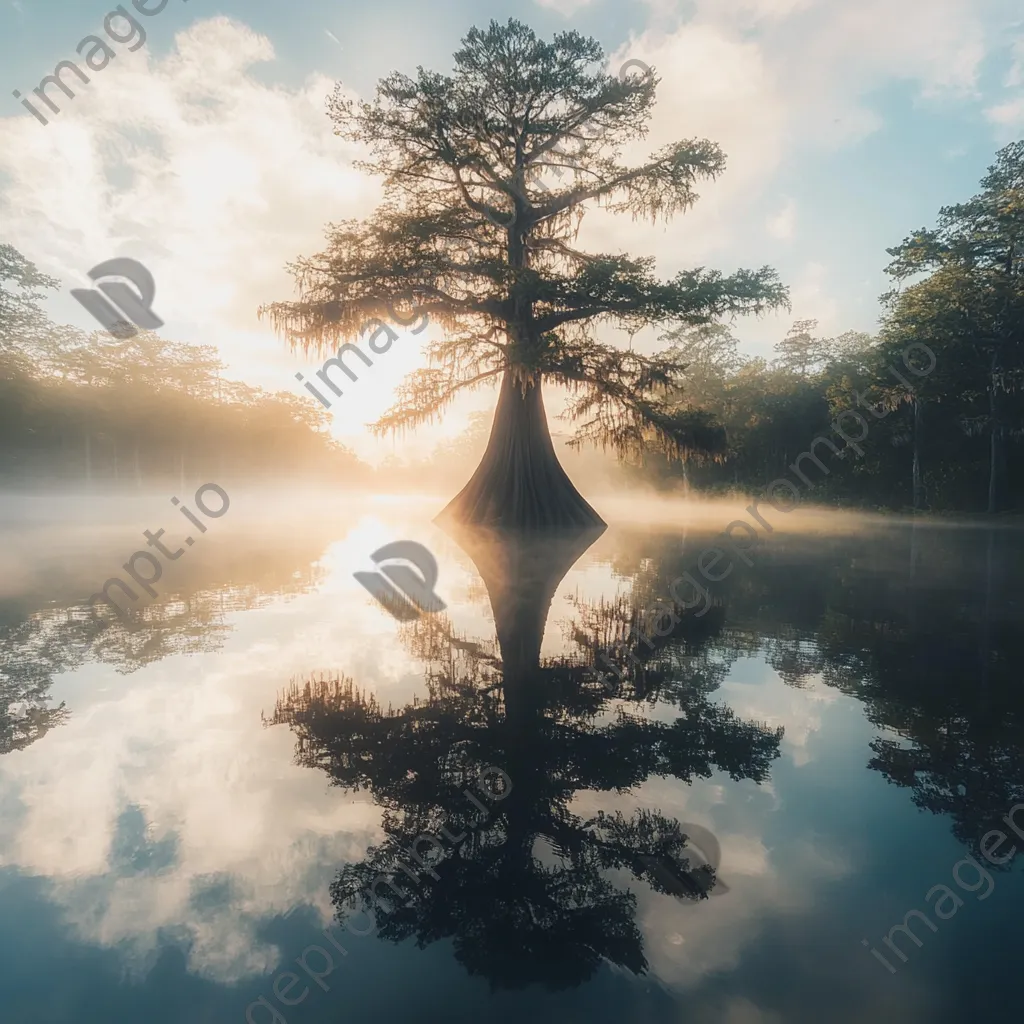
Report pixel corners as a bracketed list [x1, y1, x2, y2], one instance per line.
[0, 493, 1022, 1023]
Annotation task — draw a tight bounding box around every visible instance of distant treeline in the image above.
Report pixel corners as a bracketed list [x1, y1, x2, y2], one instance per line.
[637, 144, 1024, 513]
[0, 245, 370, 487]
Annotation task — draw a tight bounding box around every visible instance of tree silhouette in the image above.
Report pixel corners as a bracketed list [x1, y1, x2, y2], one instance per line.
[260, 19, 786, 529]
[265, 526, 783, 989]
[772, 318, 828, 376]
[885, 141, 1024, 512]
[812, 544, 1024, 859]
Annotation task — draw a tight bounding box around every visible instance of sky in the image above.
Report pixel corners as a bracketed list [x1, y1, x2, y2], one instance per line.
[1, 0, 1023, 462]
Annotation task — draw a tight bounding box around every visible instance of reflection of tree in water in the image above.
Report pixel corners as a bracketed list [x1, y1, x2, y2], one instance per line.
[0, 691, 70, 755]
[782, 529, 1024, 862]
[0, 528, 330, 755]
[814, 561, 1024, 861]
[609, 523, 1024, 865]
[565, 591, 732, 706]
[267, 526, 783, 990]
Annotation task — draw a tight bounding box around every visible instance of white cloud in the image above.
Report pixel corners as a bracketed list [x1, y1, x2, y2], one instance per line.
[787, 261, 840, 332]
[0, 500, 480, 983]
[587, 23, 786, 270]
[766, 199, 796, 240]
[985, 96, 1024, 135]
[986, 36, 1024, 135]
[583, 0, 1004, 282]
[1005, 35, 1024, 86]
[0, 17, 387, 428]
[533, 0, 599, 15]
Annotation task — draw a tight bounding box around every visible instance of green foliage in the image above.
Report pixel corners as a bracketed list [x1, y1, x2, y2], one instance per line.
[633, 143, 1024, 511]
[261, 18, 787, 465]
[772, 318, 830, 375]
[881, 142, 1024, 510]
[0, 244, 367, 486]
[0, 244, 60, 360]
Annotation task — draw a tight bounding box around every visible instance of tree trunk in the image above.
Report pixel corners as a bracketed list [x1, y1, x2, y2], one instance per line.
[988, 427, 1001, 514]
[436, 372, 605, 530]
[987, 353, 1005, 514]
[979, 525, 995, 704]
[911, 397, 924, 511]
[908, 517, 920, 585]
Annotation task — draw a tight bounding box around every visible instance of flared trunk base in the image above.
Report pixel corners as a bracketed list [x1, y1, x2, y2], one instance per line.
[436, 373, 605, 531]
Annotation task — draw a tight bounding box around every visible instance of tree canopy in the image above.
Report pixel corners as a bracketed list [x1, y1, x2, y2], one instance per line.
[261, 19, 787, 472]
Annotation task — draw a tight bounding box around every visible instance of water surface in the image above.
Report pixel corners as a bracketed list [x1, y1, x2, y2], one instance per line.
[1, 492, 1021, 1024]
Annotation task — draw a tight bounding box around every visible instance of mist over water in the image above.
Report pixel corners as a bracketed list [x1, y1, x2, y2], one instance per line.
[0, 486, 1021, 1022]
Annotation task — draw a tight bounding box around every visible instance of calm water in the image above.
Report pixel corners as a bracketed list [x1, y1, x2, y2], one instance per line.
[1, 491, 1022, 1024]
